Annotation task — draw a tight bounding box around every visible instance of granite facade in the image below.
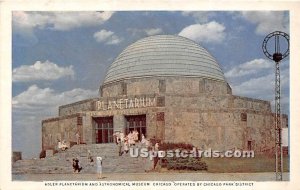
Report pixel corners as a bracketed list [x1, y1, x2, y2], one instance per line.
[42, 76, 288, 154]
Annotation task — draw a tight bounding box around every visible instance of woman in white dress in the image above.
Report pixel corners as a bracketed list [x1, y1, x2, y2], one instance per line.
[141, 134, 146, 145]
[133, 130, 139, 142]
[96, 157, 103, 179]
[120, 132, 125, 143]
[128, 131, 134, 146]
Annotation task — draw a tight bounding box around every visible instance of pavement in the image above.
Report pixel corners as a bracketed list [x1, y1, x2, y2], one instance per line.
[12, 172, 290, 181]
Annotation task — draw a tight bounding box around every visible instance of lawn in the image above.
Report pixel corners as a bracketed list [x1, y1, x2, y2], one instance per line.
[201, 154, 289, 173]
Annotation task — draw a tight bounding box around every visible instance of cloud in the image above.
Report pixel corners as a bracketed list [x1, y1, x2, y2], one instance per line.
[13, 11, 115, 32]
[232, 72, 274, 97]
[178, 21, 226, 44]
[13, 85, 98, 109]
[13, 60, 75, 82]
[127, 27, 163, 37]
[232, 68, 289, 110]
[12, 85, 98, 158]
[226, 59, 289, 114]
[93, 29, 123, 45]
[239, 11, 289, 35]
[144, 28, 163, 36]
[181, 11, 216, 23]
[225, 59, 273, 78]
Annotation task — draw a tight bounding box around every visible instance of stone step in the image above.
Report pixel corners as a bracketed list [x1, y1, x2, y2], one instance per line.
[12, 143, 149, 174]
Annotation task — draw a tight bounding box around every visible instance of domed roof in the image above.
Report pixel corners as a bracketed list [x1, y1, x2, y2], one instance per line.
[104, 35, 226, 84]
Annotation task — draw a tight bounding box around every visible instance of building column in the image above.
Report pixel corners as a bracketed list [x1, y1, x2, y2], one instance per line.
[156, 112, 165, 141]
[83, 114, 93, 144]
[114, 115, 126, 133]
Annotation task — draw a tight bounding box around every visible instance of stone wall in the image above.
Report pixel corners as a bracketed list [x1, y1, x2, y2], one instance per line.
[101, 76, 231, 98]
[232, 96, 271, 112]
[82, 107, 160, 144]
[202, 78, 231, 96]
[166, 77, 200, 95]
[163, 91, 279, 153]
[127, 78, 159, 95]
[42, 76, 287, 156]
[164, 109, 277, 153]
[101, 82, 123, 97]
[42, 114, 79, 150]
[12, 152, 22, 162]
[59, 98, 98, 116]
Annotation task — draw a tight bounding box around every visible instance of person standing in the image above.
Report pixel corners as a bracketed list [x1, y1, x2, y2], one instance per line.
[117, 138, 123, 156]
[76, 131, 80, 145]
[96, 157, 103, 179]
[128, 131, 134, 146]
[134, 129, 139, 142]
[57, 140, 62, 151]
[124, 140, 129, 154]
[87, 150, 93, 163]
[141, 134, 146, 146]
[120, 132, 125, 143]
[113, 131, 120, 145]
[154, 142, 159, 151]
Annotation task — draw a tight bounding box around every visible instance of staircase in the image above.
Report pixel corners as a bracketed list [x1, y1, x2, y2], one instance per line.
[12, 143, 147, 174]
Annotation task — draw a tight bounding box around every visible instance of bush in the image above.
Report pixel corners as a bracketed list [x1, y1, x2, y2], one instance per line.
[161, 157, 208, 171]
[159, 142, 194, 151]
[158, 142, 207, 171]
[39, 150, 46, 159]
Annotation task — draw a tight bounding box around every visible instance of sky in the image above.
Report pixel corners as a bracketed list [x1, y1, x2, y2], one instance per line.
[12, 11, 290, 159]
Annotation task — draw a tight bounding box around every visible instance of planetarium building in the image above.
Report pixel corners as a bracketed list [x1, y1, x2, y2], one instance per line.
[42, 35, 287, 153]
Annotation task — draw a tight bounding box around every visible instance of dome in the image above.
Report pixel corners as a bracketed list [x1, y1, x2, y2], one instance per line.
[104, 35, 226, 84]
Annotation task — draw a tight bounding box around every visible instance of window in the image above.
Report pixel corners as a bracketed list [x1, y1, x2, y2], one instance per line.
[125, 115, 146, 140]
[93, 116, 114, 143]
[241, 113, 247, 121]
[247, 141, 252, 150]
[77, 116, 83, 125]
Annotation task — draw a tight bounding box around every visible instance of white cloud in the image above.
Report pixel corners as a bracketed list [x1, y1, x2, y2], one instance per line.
[181, 11, 216, 23]
[127, 27, 163, 37]
[13, 60, 75, 82]
[239, 11, 289, 35]
[232, 68, 289, 111]
[225, 59, 273, 78]
[93, 29, 122, 45]
[144, 28, 163, 36]
[178, 21, 226, 44]
[13, 85, 98, 109]
[13, 11, 115, 32]
[12, 85, 98, 158]
[227, 60, 289, 114]
[232, 72, 274, 97]
[232, 69, 289, 101]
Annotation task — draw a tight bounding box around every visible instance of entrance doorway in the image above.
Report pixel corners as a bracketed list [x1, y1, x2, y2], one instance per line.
[125, 115, 146, 140]
[93, 116, 113, 143]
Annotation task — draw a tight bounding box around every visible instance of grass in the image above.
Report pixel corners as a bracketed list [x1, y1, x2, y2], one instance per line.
[201, 154, 289, 173]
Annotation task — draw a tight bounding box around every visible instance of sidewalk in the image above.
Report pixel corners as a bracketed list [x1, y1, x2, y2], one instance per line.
[12, 172, 289, 181]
